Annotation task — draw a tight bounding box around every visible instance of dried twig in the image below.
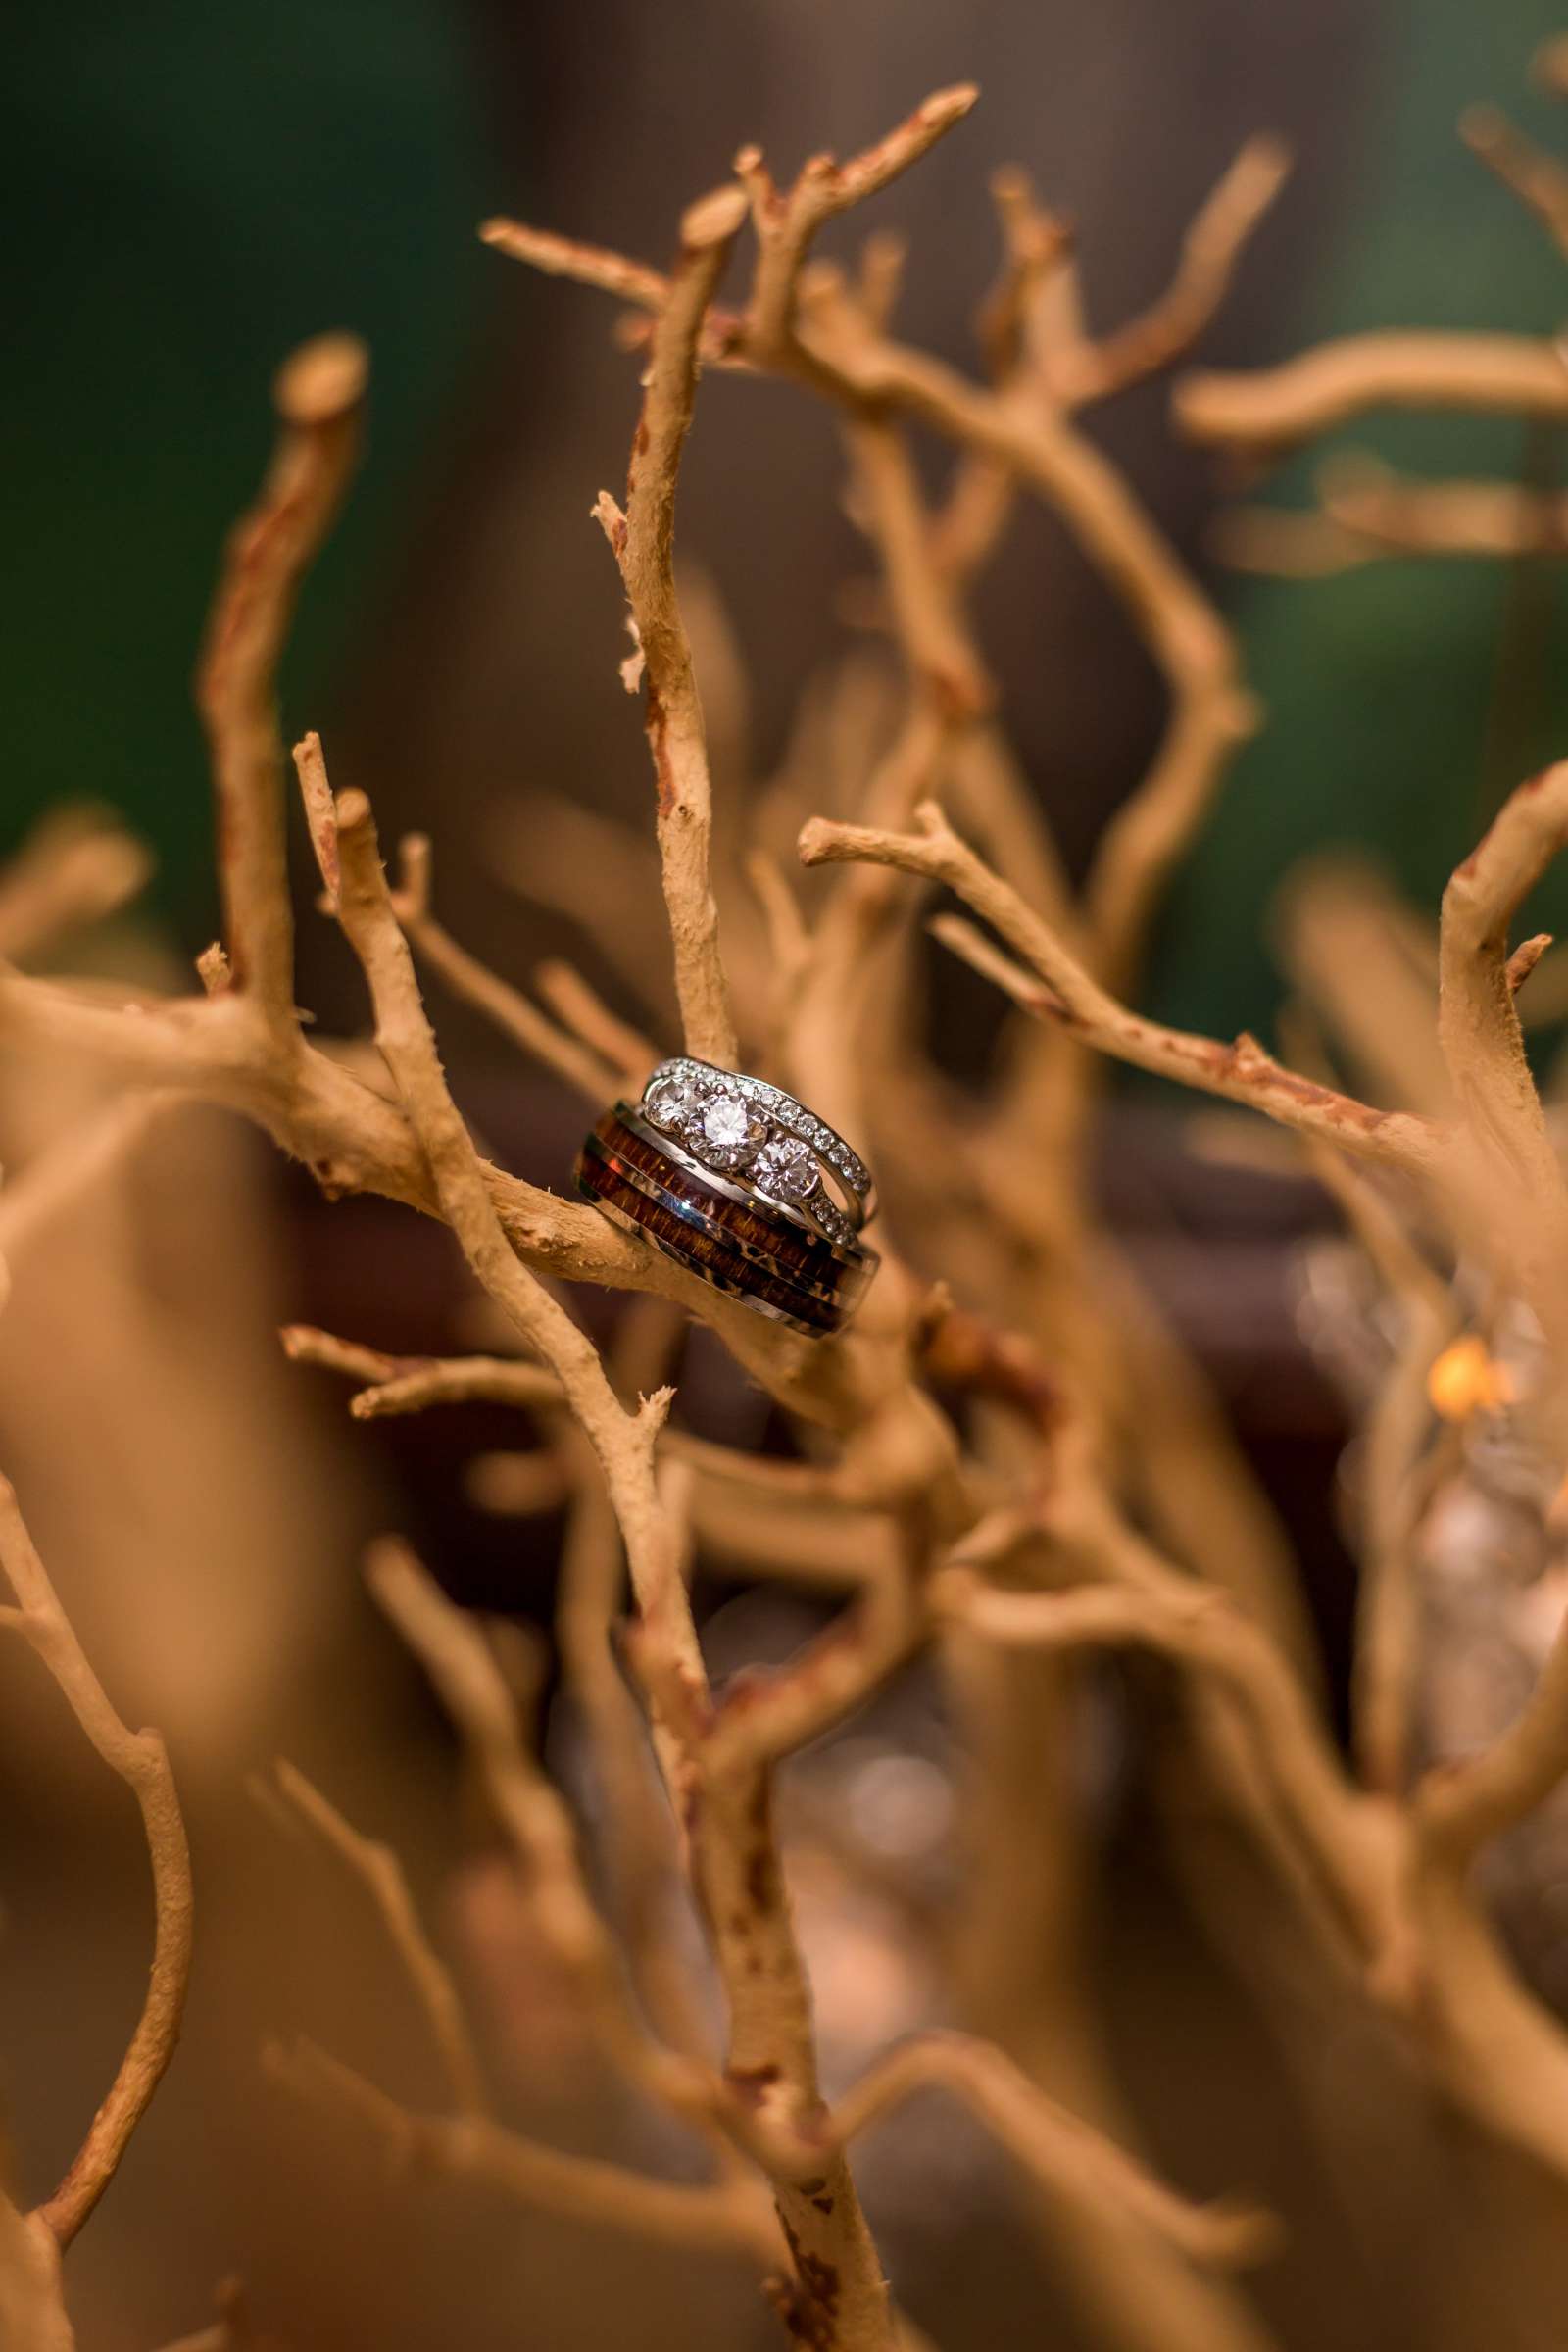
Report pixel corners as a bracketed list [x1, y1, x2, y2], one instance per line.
[265, 1758, 489, 2118]
[1055, 135, 1291, 405]
[1302, 1143, 1453, 1794]
[0, 805, 152, 964]
[741, 87, 979, 362]
[1216, 455, 1568, 575]
[800, 801, 1438, 1169]
[381, 825, 617, 1104]
[1461, 103, 1568, 260]
[270, 2035, 775, 2256]
[196, 336, 367, 1035]
[1177, 332, 1568, 454]
[1437, 760, 1568, 1391]
[0, 1478, 192, 2246]
[532, 958, 661, 1092]
[278, 1325, 561, 1420]
[593, 186, 749, 1069]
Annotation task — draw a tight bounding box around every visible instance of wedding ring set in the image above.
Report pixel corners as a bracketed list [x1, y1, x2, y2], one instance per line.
[575, 1057, 879, 1336]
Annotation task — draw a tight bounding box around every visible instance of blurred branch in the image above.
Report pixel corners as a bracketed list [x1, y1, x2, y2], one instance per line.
[1177, 333, 1568, 456]
[263, 1759, 489, 2119]
[0, 805, 152, 963]
[385, 827, 618, 1104]
[1462, 103, 1568, 261]
[279, 1324, 561, 1420]
[801, 801, 1438, 1170]
[1216, 454, 1568, 576]
[1054, 134, 1292, 406]
[0, 1477, 192, 2248]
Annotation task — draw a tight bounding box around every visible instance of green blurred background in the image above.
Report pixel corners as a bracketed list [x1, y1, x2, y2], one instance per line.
[1152, 0, 1568, 1041]
[10, 0, 1568, 1043]
[9, 0, 491, 921]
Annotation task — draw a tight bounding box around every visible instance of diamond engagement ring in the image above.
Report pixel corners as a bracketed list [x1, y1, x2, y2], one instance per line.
[574, 1059, 879, 1337]
[637, 1057, 874, 1246]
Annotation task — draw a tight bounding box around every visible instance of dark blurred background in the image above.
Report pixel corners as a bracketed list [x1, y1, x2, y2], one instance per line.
[14, 0, 1568, 1042]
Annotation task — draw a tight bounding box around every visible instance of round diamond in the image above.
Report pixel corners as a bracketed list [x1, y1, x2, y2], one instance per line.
[644, 1071, 707, 1133]
[755, 1134, 820, 1203]
[697, 1090, 765, 1170]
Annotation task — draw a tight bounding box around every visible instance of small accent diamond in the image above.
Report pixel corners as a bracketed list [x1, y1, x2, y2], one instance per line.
[644, 1070, 707, 1133]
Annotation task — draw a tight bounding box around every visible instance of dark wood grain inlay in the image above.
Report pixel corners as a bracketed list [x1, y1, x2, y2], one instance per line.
[576, 1150, 843, 1334]
[598, 1113, 856, 1282]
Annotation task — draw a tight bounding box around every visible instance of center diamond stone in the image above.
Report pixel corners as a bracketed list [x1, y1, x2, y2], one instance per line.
[698, 1090, 764, 1170]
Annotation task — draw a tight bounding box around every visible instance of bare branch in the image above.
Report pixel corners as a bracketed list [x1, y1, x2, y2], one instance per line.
[975, 165, 1077, 389]
[266, 1759, 488, 2118]
[328, 772, 708, 1710]
[194, 335, 366, 1033]
[278, 1325, 561, 1420]
[705, 1525, 926, 1772]
[477, 219, 673, 312]
[1416, 1608, 1568, 1864]
[1461, 104, 1568, 261]
[375, 821, 616, 1104]
[487, 792, 667, 1020]
[0, 806, 152, 963]
[1437, 761, 1568, 1357]
[745, 85, 979, 359]
[551, 1428, 715, 2066]
[1215, 454, 1568, 576]
[839, 397, 994, 718]
[933, 1567, 1395, 1962]
[1307, 1142, 1454, 1794]
[0, 1479, 192, 2246]
[1059, 135, 1292, 405]
[269, 2037, 774, 2257]
[532, 958, 661, 1093]
[821, 2033, 1275, 2269]
[1177, 332, 1568, 454]
[798, 802, 1439, 1171]
[1079, 680, 1260, 997]
[595, 185, 749, 1068]
[0, 1093, 175, 1261]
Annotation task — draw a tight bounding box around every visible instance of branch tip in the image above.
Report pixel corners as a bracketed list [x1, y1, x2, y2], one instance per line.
[681, 183, 750, 250]
[925, 80, 980, 124]
[272, 333, 368, 427]
[796, 815, 834, 866]
[1507, 931, 1552, 993]
[334, 786, 373, 836]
